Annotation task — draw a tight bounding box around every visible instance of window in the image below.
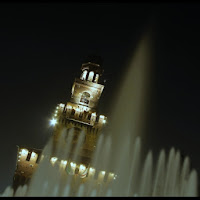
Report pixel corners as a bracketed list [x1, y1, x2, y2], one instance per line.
[80, 70, 87, 80]
[88, 71, 94, 82]
[80, 92, 90, 104]
[94, 74, 99, 83]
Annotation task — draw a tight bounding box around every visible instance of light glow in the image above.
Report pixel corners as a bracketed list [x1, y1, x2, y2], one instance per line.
[60, 160, 67, 169]
[50, 118, 57, 126]
[67, 105, 72, 110]
[91, 113, 96, 116]
[88, 71, 94, 81]
[79, 164, 86, 172]
[20, 149, 28, 156]
[59, 103, 65, 108]
[80, 70, 87, 80]
[101, 171, 105, 175]
[79, 166, 88, 178]
[89, 167, 95, 175]
[30, 152, 38, 162]
[108, 172, 115, 181]
[76, 107, 80, 112]
[98, 170, 106, 181]
[70, 162, 76, 169]
[50, 157, 58, 165]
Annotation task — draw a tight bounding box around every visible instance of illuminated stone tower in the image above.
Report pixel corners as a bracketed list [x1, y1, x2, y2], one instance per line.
[52, 55, 107, 165]
[12, 55, 109, 191]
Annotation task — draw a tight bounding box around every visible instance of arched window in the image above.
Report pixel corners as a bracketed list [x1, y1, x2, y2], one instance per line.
[88, 71, 94, 82]
[80, 92, 90, 104]
[94, 74, 99, 83]
[80, 70, 87, 80]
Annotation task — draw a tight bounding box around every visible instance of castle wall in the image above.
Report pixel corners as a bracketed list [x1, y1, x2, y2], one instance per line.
[13, 147, 42, 190]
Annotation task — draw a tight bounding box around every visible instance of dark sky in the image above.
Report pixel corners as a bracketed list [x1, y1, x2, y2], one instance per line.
[0, 3, 199, 193]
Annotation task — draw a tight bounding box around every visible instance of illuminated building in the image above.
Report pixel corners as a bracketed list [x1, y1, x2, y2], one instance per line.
[12, 55, 115, 191]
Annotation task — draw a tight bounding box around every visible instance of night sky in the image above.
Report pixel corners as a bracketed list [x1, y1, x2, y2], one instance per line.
[0, 3, 199, 193]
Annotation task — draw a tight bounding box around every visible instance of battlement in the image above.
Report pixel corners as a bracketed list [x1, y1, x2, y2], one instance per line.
[15, 147, 116, 186]
[49, 156, 117, 184]
[50, 103, 107, 128]
[17, 148, 42, 162]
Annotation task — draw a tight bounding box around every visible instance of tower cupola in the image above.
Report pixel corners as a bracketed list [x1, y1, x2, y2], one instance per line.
[80, 55, 104, 83]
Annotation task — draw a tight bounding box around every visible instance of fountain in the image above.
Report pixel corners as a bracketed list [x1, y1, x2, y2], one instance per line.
[0, 28, 198, 197]
[1, 133, 198, 197]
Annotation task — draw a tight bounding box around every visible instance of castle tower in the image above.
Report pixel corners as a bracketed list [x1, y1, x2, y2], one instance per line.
[12, 55, 108, 191]
[52, 55, 107, 165]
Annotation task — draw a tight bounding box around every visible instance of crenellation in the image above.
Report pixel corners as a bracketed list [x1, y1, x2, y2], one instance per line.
[55, 103, 107, 128]
[47, 156, 116, 183]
